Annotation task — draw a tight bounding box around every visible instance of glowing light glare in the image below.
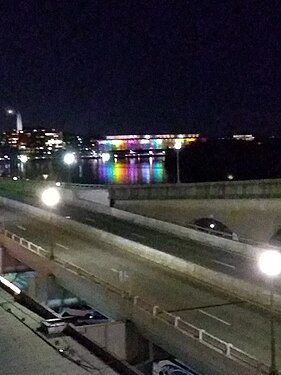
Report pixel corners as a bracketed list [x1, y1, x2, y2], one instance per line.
[55, 182, 61, 187]
[0, 275, 21, 295]
[210, 223, 215, 229]
[63, 153, 75, 165]
[12, 176, 18, 181]
[41, 187, 60, 207]
[174, 141, 182, 150]
[7, 108, 15, 115]
[258, 250, 281, 277]
[101, 152, 110, 162]
[18, 155, 28, 163]
[227, 174, 234, 180]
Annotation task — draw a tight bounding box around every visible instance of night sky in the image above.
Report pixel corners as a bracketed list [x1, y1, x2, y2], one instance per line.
[0, 1, 280, 137]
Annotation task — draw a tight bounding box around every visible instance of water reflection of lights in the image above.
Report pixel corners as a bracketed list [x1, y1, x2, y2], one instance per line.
[98, 158, 165, 184]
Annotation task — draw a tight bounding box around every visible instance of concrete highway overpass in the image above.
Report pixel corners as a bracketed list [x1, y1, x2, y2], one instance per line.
[0, 194, 279, 374]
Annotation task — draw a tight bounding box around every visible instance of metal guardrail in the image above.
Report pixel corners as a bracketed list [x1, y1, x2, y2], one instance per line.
[1, 228, 270, 374]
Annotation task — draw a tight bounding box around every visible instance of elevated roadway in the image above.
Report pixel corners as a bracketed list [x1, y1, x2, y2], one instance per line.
[0, 204, 280, 373]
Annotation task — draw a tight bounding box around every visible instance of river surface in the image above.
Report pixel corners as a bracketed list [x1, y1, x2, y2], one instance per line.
[1, 157, 168, 185]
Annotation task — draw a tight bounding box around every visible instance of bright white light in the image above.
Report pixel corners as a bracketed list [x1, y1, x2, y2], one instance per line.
[55, 182, 61, 187]
[12, 176, 18, 181]
[42, 174, 48, 180]
[63, 153, 75, 165]
[227, 174, 234, 180]
[18, 155, 28, 163]
[4, 155, 9, 159]
[41, 187, 60, 207]
[258, 250, 281, 277]
[210, 223, 215, 229]
[101, 152, 110, 162]
[7, 109, 15, 115]
[0, 275, 21, 295]
[174, 141, 182, 150]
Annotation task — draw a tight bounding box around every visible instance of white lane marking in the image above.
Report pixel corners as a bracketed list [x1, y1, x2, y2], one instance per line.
[199, 309, 231, 326]
[65, 216, 71, 219]
[131, 233, 145, 239]
[56, 243, 69, 250]
[86, 217, 96, 223]
[212, 260, 235, 269]
[16, 225, 26, 231]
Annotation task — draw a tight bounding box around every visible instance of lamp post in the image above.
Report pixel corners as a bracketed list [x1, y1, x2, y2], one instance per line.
[18, 154, 28, 179]
[258, 250, 281, 375]
[41, 187, 60, 260]
[174, 142, 182, 184]
[63, 152, 75, 184]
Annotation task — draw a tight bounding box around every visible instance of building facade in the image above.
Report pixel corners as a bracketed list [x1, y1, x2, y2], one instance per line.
[96, 133, 200, 153]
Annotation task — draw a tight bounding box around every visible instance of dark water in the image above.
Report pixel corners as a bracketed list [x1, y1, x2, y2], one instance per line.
[4, 157, 167, 185]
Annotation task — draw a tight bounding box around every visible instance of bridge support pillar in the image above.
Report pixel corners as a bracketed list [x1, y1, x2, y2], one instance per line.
[0, 246, 30, 274]
[28, 274, 61, 304]
[125, 322, 169, 372]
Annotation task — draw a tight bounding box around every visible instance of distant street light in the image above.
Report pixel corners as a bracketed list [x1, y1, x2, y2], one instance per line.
[101, 152, 110, 162]
[6, 108, 23, 132]
[258, 250, 281, 375]
[18, 155, 28, 163]
[174, 141, 182, 183]
[18, 154, 28, 180]
[41, 187, 60, 259]
[63, 152, 76, 184]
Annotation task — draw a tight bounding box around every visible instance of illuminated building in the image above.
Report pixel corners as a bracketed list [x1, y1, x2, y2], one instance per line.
[97, 133, 200, 153]
[3, 128, 64, 158]
[232, 134, 255, 141]
[4, 130, 19, 148]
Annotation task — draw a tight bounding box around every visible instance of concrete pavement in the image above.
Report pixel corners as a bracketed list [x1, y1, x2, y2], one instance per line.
[0, 287, 119, 375]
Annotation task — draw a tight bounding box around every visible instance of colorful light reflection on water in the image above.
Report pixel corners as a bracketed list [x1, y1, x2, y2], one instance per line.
[95, 157, 166, 184]
[5, 157, 167, 185]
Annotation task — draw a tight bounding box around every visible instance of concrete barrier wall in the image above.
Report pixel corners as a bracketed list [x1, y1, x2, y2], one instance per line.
[113, 198, 281, 242]
[108, 178, 281, 201]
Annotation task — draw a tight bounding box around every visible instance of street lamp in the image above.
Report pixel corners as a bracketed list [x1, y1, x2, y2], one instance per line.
[63, 152, 76, 184]
[258, 250, 281, 375]
[101, 152, 110, 162]
[18, 154, 28, 179]
[6, 108, 23, 132]
[174, 141, 182, 184]
[41, 187, 60, 260]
